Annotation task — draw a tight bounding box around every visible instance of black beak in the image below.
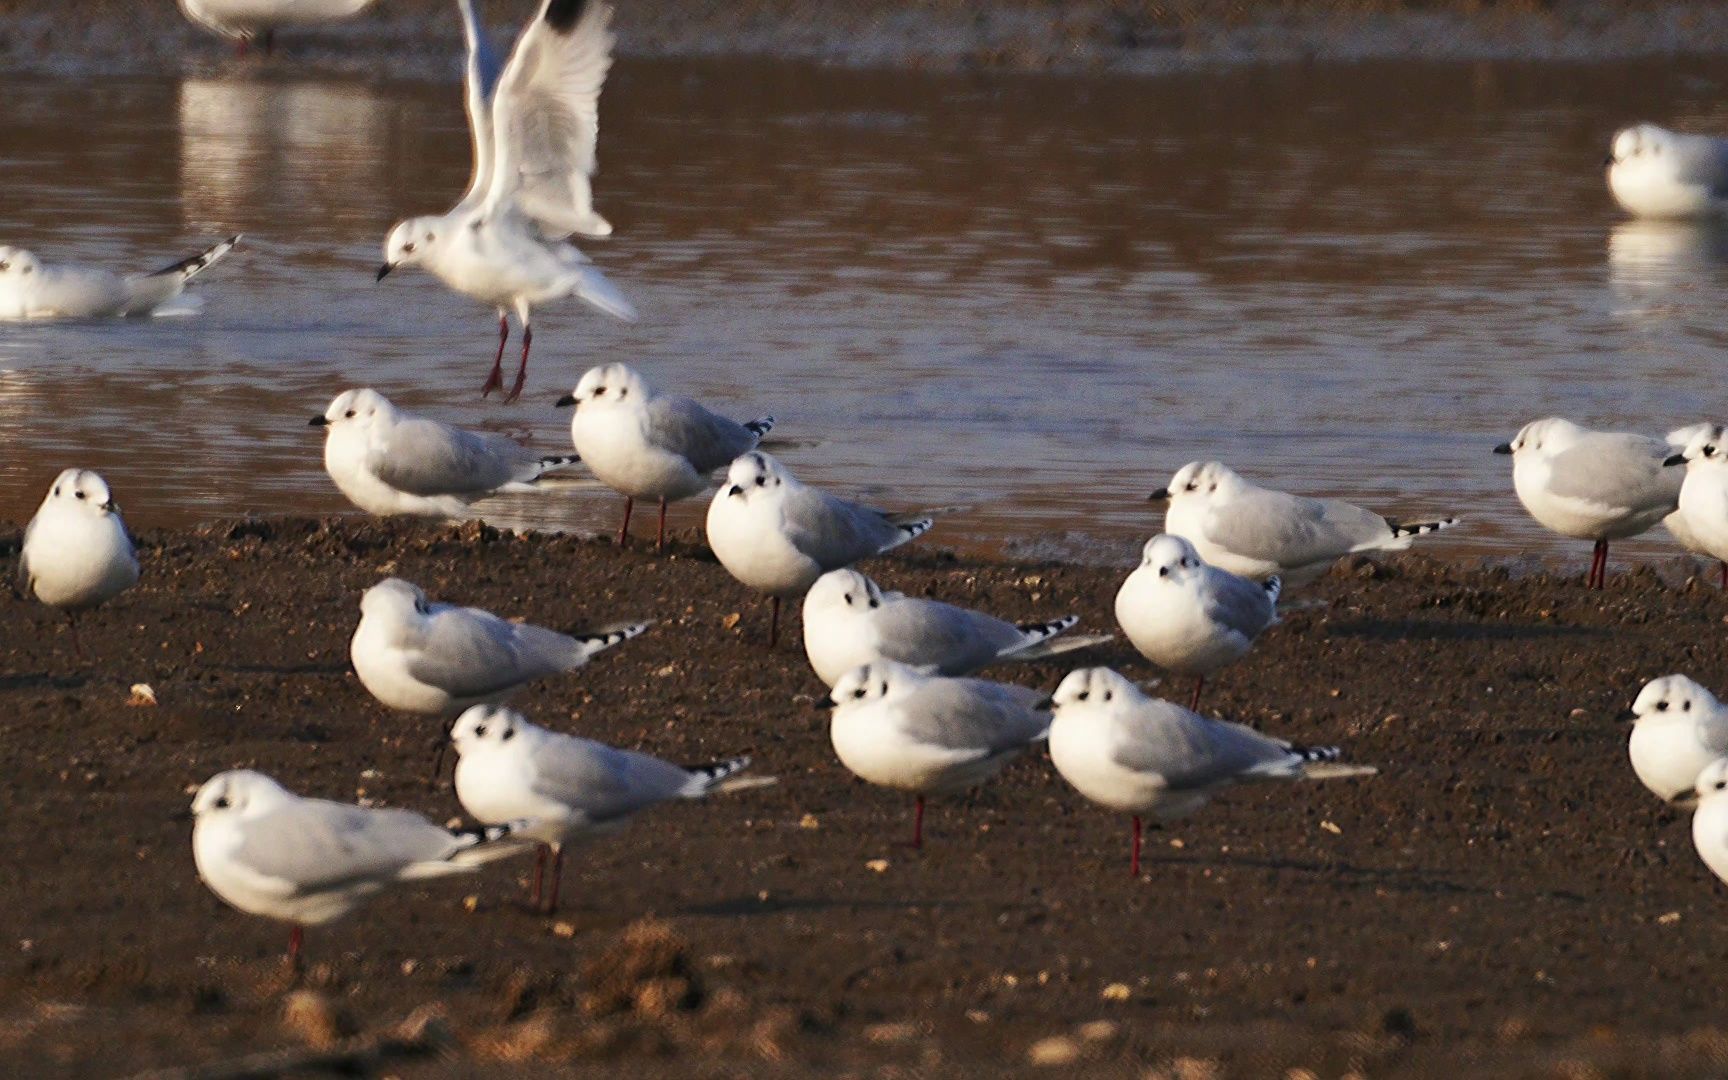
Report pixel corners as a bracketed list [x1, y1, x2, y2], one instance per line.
[1604, 154, 1616, 167]
[375, 262, 394, 281]
[309, 415, 329, 427]
[1035, 695, 1055, 711]
[100, 500, 119, 514]
[727, 484, 744, 497]
[1147, 487, 1170, 502]
[1492, 443, 1513, 455]
[554, 394, 576, 408]
[812, 695, 834, 710]
[1618, 709, 1638, 723]
[1665, 453, 1688, 467]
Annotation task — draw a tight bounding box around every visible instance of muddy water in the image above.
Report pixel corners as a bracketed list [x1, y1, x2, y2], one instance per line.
[3, 59, 1728, 565]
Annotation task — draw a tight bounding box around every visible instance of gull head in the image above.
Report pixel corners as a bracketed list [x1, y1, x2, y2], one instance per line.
[1666, 424, 1728, 468]
[42, 468, 120, 517]
[1630, 674, 1717, 725]
[1695, 757, 1728, 805]
[1495, 417, 1584, 458]
[823, 660, 920, 711]
[557, 362, 650, 410]
[378, 217, 444, 279]
[359, 577, 432, 625]
[1150, 461, 1238, 507]
[721, 451, 790, 502]
[1608, 123, 1674, 167]
[1051, 666, 1141, 712]
[0, 246, 41, 282]
[806, 568, 884, 618]
[192, 769, 291, 820]
[1138, 533, 1203, 583]
[450, 704, 528, 757]
[311, 387, 397, 432]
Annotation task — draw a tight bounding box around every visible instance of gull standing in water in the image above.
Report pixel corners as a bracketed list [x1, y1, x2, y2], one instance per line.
[1606, 124, 1728, 220]
[1662, 423, 1728, 588]
[178, 0, 380, 54]
[0, 237, 238, 319]
[378, 0, 635, 402]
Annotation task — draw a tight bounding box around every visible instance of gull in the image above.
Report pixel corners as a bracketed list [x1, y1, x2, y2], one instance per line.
[192, 769, 529, 965]
[1662, 423, 1727, 588]
[800, 567, 1109, 688]
[349, 577, 649, 716]
[1114, 534, 1280, 710]
[178, 0, 379, 54]
[705, 452, 950, 647]
[378, 0, 634, 403]
[19, 469, 140, 655]
[0, 236, 238, 319]
[450, 705, 771, 913]
[311, 387, 578, 519]
[1495, 418, 1679, 589]
[1047, 667, 1375, 876]
[556, 363, 774, 550]
[1606, 124, 1728, 220]
[1692, 759, 1728, 889]
[818, 661, 1051, 849]
[1625, 675, 1728, 806]
[1149, 461, 1457, 586]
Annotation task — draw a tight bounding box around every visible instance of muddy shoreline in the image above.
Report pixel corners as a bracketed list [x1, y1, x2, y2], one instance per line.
[3, 516, 1728, 1075]
[8, 1, 1728, 78]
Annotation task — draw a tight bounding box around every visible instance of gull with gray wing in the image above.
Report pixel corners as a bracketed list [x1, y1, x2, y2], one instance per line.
[313, 388, 578, 519]
[1607, 123, 1728, 220]
[819, 661, 1051, 848]
[557, 363, 773, 549]
[19, 469, 140, 655]
[0, 237, 238, 319]
[1626, 675, 1728, 806]
[451, 705, 770, 912]
[1048, 667, 1376, 876]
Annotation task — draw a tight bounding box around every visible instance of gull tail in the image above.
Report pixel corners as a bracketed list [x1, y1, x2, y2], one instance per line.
[744, 416, 776, 441]
[502, 454, 582, 490]
[401, 820, 536, 878]
[679, 755, 778, 798]
[121, 234, 241, 315]
[571, 620, 651, 660]
[881, 517, 935, 552]
[1375, 515, 1462, 551]
[569, 264, 637, 322]
[1001, 616, 1113, 663]
[1288, 744, 1378, 780]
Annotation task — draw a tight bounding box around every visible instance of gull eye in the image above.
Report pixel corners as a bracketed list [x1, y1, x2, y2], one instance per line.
[501, 728, 515, 741]
[52, 487, 60, 497]
[1184, 482, 1197, 491]
[425, 232, 435, 242]
[617, 389, 627, 399]
[214, 796, 230, 809]
[1158, 567, 1170, 577]
[868, 598, 879, 609]
[0, 261, 9, 271]
[1077, 690, 1090, 701]
[1717, 780, 1726, 791]
[403, 242, 416, 253]
[475, 724, 488, 737]
[345, 410, 356, 418]
[1684, 700, 1693, 712]
[75, 491, 86, 500]
[1707, 445, 1717, 458]
[1102, 691, 1112, 702]
[879, 681, 888, 695]
[594, 386, 605, 396]
[756, 476, 766, 487]
[1657, 701, 1669, 711]
[843, 593, 853, 604]
[852, 687, 866, 698]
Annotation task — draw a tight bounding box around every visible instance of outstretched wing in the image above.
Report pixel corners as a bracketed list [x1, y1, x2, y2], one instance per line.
[456, 0, 508, 210]
[484, 0, 615, 237]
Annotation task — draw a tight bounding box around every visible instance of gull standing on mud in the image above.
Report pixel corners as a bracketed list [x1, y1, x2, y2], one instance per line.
[1662, 423, 1728, 588]
[1664, 424, 1728, 586]
[1689, 759, 1728, 888]
[1495, 418, 1679, 589]
[819, 661, 1051, 849]
[19, 469, 139, 653]
[312, 388, 577, 518]
[800, 567, 1108, 688]
[0, 237, 238, 319]
[191, 769, 529, 965]
[178, 0, 379, 53]
[1606, 123, 1728, 220]
[1626, 675, 1728, 805]
[1149, 461, 1457, 585]
[1114, 534, 1279, 710]
[557, 363, 774, 549]
[705, 452, 949, 647]
[378, 0, 634, 402]
[450, 705, 770, 913]
[349, 577, 649, 716]
[1047, 667, 1375, 876]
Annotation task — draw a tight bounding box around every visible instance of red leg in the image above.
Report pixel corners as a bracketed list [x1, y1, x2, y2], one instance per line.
[616, 497, 633, 546]
[482, 315, 508, 397]
[1591, 538, 1608, 590]
[911, 795, 925, 849]
[530, 844, 548, 908]
[504, 324, 531, 403]
[235, 37, 249, 58]
[542, 846, 564, 915]
[768, 596, 780, 648]
[1130, 815, 1142, 877]
[288, 925, 304, 966]
[1188, 676, 1204, 712]
[261, 29, 275, 55]
[656, 498, 669, 552]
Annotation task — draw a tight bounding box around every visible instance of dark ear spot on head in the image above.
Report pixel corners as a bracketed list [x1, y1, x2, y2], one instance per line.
[502, 728, 515, 741]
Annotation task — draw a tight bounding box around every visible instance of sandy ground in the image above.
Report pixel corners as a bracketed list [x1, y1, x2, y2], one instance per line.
[4, 516, 1728, 1075]
[8, 0, 1728, 77]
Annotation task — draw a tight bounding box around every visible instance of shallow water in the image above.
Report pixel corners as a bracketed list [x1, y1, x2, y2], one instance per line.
[3, 58, 1728, 567]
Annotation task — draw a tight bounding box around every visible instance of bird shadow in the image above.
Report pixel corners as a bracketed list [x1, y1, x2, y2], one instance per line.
[0, 672, 90, 692]
[678, 893, 1036, 919]
[1324, 618, 1604, 644]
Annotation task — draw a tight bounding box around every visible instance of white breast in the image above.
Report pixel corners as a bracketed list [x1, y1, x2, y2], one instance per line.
[1114, 570, 1248, 677]
[23, 510, 138, 609]
[572, 406, 704, 501]
[802, 605, 882, 687]
[1629, 717, 1721, 802]
[706, 493, 821, 597]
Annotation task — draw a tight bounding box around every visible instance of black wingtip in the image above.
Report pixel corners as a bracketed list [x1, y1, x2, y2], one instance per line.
[544, 0, 588, 33]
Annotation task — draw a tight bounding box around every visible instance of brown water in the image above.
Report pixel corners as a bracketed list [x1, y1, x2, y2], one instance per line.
[4, 58, 1728, 565]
